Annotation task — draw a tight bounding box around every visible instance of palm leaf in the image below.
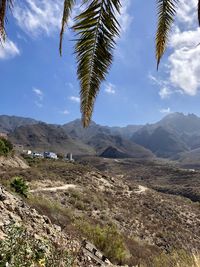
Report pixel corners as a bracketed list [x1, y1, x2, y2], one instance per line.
[198, 0, 200, 26]
[73, 0, 121, 127]
[156, 0, 178, 69]
[59, 0, 76, 55]
[0, 0, 13, 42]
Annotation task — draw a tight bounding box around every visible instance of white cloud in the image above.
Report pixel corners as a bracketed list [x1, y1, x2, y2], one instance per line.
[61, 109, 70, 115]
[13, 0, 63, 36]
[159, 87, 172, 99]
[158, 0, 200, 96]
[149, 74, 172, 99]
[33, 87, 44, 107]
[33, 88, 43, 100]
[13, 1, 85, 37]
[160, 107, 171, 114]
[118, 0, 133, 34]
[149, 74, 165, 87]
[176, 0, 197, 27]
[168, 44, 200, 96]
[13, 0, 132, 38]
[69, 96, 80, 103]
[0, 39, 20, 60]
[105, 83, 116, 94]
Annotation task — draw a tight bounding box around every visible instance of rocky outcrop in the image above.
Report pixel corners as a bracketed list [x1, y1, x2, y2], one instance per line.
[0, 185, 62, 241]
[0, 185, 125, 267]
[0, 156, 29, 169]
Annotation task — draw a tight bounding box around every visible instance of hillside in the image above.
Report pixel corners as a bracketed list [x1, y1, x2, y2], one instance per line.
[0, 185, 111, 267]
[62, 119, 111, 142]
[87, 132, 154, 158]
[154, 112, 200, 135]
[100, 146, 131, 158]
[4, 113, 200, 162]
[82, 157, 200, 203]
[0, 115, 38, 133]
[179, 148, 200, 168]
[8, 123, 95, 155]
[130, 113, 200, 159]
[109, 125, 143, 138]
[7, 118, 153, 159]
[0, 158, 199, 266]
[132, 126, 188, 158]
[63, 120, 153, 158]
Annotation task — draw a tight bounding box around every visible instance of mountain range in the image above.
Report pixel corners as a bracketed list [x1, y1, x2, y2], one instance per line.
[2, 113, 200, 161]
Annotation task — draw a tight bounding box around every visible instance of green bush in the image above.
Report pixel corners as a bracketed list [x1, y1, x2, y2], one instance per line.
[0, 224, 75, 267]
[76, 221, 128, 264]
[10, 177, 29, 197]
[0, 138, 13, 156]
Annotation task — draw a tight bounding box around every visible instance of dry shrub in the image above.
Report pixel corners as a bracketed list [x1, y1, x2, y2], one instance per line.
[0, 224, 75, 267]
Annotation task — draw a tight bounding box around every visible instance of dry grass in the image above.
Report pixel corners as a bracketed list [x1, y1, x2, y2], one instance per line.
[1, 158, 200, 266]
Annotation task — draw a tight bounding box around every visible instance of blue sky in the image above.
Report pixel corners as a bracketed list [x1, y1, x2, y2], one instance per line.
[0, 0, 200, 126]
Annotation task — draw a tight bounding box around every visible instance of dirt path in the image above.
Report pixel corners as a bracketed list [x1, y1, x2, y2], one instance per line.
[135, 185, 148, 194]
[30, 184, 76, 193]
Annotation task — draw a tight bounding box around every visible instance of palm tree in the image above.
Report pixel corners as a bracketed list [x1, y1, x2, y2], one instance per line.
[0, 0, 200, 127]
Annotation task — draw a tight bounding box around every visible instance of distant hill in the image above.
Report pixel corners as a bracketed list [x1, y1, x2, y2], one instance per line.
[154, 112, 200, 136]
[62, 119, 111, 142]
[8, 123, 95, 155]
[179, 148, 200, 167]
[108, 125, 143, 138]
[87, 132, 154, 158]
[131, 113, 200, 158]
[63, 119, 142, 140]
[0, 115, 38, 133]
[132, 126, 188, 158]
[4, 112, 200, 161]
[63, 120, 153, 158]
[100, 146, 131, 158]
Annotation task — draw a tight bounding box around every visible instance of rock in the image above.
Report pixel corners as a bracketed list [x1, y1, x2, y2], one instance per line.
[8, 213, 21, 222]
[0, 230, 6, 240]
[4, 220, 11, 226]
[14, 207, 24, 218]
[54, 225, 61, 232]
[43, 215, 51, 224]
[0, 187, 6, 201]
[46, 227, 51, 235]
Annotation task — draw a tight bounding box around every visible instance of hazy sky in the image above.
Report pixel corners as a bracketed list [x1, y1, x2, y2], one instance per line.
[0, 0, 200, 126]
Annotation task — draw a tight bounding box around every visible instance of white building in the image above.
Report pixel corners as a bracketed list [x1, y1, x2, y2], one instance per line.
[44, 152, 58, 159]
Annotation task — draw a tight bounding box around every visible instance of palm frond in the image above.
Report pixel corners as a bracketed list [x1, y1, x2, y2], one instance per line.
[0, 0, 12, 42]
[156, 0, 178, 69]
[198, 0, 200, 26]
[73, 0, 121, 127]
[59, 0, 76, 55]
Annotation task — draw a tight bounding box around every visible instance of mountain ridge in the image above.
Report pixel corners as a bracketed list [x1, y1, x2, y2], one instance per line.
[3, 113, 200, 161]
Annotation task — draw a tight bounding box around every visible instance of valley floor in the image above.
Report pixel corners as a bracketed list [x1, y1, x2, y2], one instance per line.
[0, 156, 200, 266]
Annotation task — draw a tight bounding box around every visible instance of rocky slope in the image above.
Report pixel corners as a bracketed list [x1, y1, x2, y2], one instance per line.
[131, 126, 188, 158]
[0, 115, 38, 133]
[131, 113, 200, 158]
[4, 113, 200, 162]
[1, 158, 199, 266]
[87, 133, 154, 158]
[8, 119, 153, 159]
[9, 123, 95, 155]
[0, 185, 118, 267]
[0, 155, 29, 168]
